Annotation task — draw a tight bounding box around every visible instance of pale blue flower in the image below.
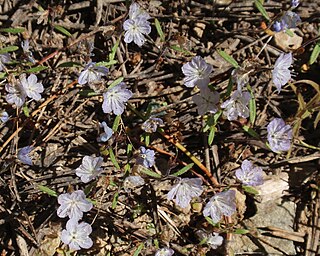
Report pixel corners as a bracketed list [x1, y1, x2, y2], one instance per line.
[21, 40, 35, 64]
[141, 117, 164, 133]
[192, 86, 219, 115]
[123, 18, 151, 47]
[137, 146, 155, 168]
[75, 156, 104, 183]
[78, 62, 108, 85]
[128, 2, 151, 20]
[0, 53, 11, 71]
[57, 190, 93, 220]
[102, 82, 133, 115]
[273, 11, 301, 32]
[0, 110, 9, 123]
[18, 146, 33, 165]
[203, 190, 236, 223]
[155, 247, 174, 256]
[181, 56, 213, 88]
[272, 52, 292, 93]
[167, 178, 203, 209]
[97, 121, 113, 142]
[267, 118, 293, 152]
[5, 83, 26, 107]
[20, 74, 44, 101]
[221, 90, 251, 121]
[61, 218, 93, 251]
[291, 0, 299, 8]
[196, 230, 224, 249]
[235, 160, 264, 186]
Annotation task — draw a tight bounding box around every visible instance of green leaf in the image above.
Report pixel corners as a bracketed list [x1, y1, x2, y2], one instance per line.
[254, 0, 270, 21]
[224, 77, 234, 99]
[38, 185, 57, 197]
[234, 228, 250, 234]
[309, 43, 320, 65]
[154, 18, 165, 41]
[170, 45, 193, 55]
[205, 216, 219, 226]
[111, 191, 119, 209]
[172, 163, 194, 176]
[285, 29, 294, 37]
[242, 185, 259, 195]
[127, 143, 133, 156]
[133, 243, 144, 256]
[140, 167, 161, 179]
[217, 50, 239, 68]
[109, 38, 120, 62]
[0, 46, 19, 54]
[57, 61, 82, 68]
[145, 133, 150, 147]
[108, 77, 124, 89]
[243, 125, 260, 139]
[0, 72, 6, 79]
[96, 60, 118, 67]
[112, 115, 121, 132]
[109, 148, 121, 170]
[208, 126, 216, 146]
[249, 92, 256, 124]
[23, 105, 30, 117]
[0, 27, 25, 34]
[54, 25, 72, 37]
[25, 66, 48, 73]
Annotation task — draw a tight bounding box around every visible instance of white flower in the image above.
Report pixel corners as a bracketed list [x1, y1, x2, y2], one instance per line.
[155, 247, 174, 256]
[20, 74, 44, 101]
[129, 2, 151, 20]
[181, 56, 213, 88]
[60, 218, 93, 251]
[78, 62, 109, 85]
[221, 90, 251, 121]
[5, 83, 26, 107]
[75, 156, 104, 183]
[272, 53, 292, 93]
[203, 190, 236, 223]
[267, 118, 293, 152]
[167, 178, 203, 208]
[235, 160, 264, 186]
[192, 86, 219, 115]
[97, 121, 113, 142]
[196, 230, 224, 249]
[123, 18, 151, 47]
[57, 190, 93, 220]
[102, 82, 133, 115]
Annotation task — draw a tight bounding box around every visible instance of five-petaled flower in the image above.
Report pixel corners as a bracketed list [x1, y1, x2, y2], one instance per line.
[123, 3, 151, 47]
[60, 218, 93, 251]
[20, 74, 44, 101]
[141, 116, 164, 133]
[78, 62, 109, 85]
[5, 83, 26, 107]
[137, 147, 155, 168]
[267, 118, 293, 152]
[196, 230, 224, 250]
[192, 86, 219, 115]
[75, 156, 104, 183]
[102, 82, 133, 115]
[221, 90, 251, 121]
[167, 178, 204, 209]
[181, 56, 213, 88]
[57, 190, 93, 220]
[203, 190, 236, 223]
[17, 146, 33, 165]
[97, 121, 113, 142]
[235, 159, 264, 186]
[272, 52, 292, 93]
[155, 247, 175, 256]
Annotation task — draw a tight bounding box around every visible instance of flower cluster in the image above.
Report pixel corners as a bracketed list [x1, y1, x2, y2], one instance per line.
[123, 3, 151, 47]
[6, 74, 44, 107]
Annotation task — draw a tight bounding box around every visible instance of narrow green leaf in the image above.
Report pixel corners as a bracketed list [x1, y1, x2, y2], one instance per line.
[208, 126, 216, 146]
[254, 0, 270, 21]
[154, 18, 165, 41]
[127, 143, 133, 156]
[0, 46, 19, 54]
[0, 72, 6, 79]
[242, 185, 259, 195]
[140, 167, 161, 179]
[243, 125, 260, 139]
[23, 106, 30, 117]
[234, 228, 250, 234]
[109, 148, 120, 169]
[112, 115, 121, 132]
[108, 77, 124, 89]
[309, 43, 320, 65]
[172, 163, 194, 176]
[205, 216, 219, 226]
[170, 45, 193, 55]
[0, 27, 25, 34]
[217, 50, 239, 68]
[124, 163, 131, 173]
[145, 133, 150, 147]
[96, 60, 118, 67]
[57, 61, 82, 68]
[109, 38, 120, 62]
[111, 191, 119, 209]
[285, 29, 294, 37]
[54, 25, 72, 37]
[38, 185, 57, 197]
[133, 243, 144, 256]
[25, 66, 48, 73]
[249, 92, 256, 124]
